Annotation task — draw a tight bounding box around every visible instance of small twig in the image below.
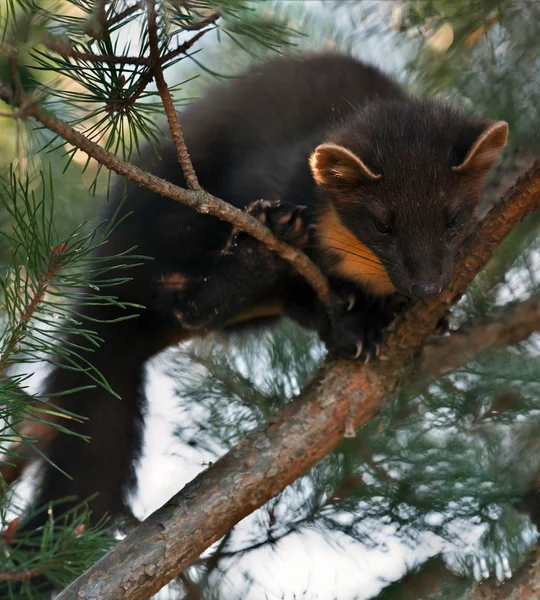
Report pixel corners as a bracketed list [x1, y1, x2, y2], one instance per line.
[147, 0, 200, 189]
[0, 569, 41, 582]
[182, 11, 220, 31]
[44, 38, 150, 66]
[193, 525, 301, 565]
[0, 242, 68, 373]
[161, 26, 218, 65]
[105, 0, 145, 30]
[45, 18, 218, 70]
[193, 530, 232, 590]
[106, 68, 154, 113]
[420, 294, 540, 376]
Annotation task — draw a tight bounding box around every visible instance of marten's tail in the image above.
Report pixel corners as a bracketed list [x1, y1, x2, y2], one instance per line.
[16, 304, 169, 531]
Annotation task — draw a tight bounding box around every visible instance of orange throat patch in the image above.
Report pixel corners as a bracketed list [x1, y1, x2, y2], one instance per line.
[316, 204, 395, 295]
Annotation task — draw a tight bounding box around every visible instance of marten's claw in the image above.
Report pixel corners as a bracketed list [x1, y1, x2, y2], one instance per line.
[245, 200, 311, 248]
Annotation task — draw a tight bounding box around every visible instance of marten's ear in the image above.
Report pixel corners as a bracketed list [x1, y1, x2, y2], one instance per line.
[453, 121, 508, 174]
[310, 143, 381, 192]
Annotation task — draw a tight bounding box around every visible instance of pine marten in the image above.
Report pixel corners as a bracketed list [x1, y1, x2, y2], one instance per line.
[12, 52, 508, 530]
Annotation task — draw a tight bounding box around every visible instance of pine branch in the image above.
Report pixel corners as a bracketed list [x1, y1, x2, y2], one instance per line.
[43, 11, 219, 68]
[0, 568, 41, 583]
[0, 416, 57, 487]
[160, 26, 217, 65]
[147, 0, 200, 189]
[0, 82, 335, 324]
[181, 11, 220, 31]
[43, 11, 219, 115]
[44, 41, 150, 66]
[105, 1, 145, 30]
[0, 243, 68, 373]
[54, 164, 540, 600]
[420, 294, 540, 377]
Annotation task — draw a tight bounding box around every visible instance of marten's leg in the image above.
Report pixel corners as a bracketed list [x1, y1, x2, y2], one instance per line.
[154, 200, 311, 332]
[327, 289, 409, 359]
[281, 278, 408, 360]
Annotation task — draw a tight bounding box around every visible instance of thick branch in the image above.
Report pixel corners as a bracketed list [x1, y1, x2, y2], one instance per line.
[0, 83, 334, 322]
[8, 293, 531, 490]
[420, 294, 540, 376]
[55, 166, 540, 599]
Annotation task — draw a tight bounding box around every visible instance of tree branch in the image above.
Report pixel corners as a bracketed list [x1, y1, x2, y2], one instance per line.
[181, 11, 220, 32]
[161, 27, 218, 65]
[43, 11, 219, 68]
[0, 568, 41, 583]
[147, 0, 200, 189]
[0, 83, 335, 323]
[104, 1, 145, 31]
[43, 35, 149, 66]
[420, 293, 540, 376]
[7, 293, 534, 526]
[44, 13, 218, 114]
[54, 165, 540, 600]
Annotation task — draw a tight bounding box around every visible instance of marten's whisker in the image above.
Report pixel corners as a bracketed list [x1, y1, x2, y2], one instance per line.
[319, 242, 387, 269]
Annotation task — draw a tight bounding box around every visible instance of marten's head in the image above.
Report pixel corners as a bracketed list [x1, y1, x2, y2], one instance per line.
[310, 100, 508, 298]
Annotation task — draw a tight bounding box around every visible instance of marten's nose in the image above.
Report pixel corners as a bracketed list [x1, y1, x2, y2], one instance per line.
[410, 282, 443, 298]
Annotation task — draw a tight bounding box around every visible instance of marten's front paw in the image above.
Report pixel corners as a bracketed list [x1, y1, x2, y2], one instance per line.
[329, 311, 384, 363]
[244, 200, 312, 248]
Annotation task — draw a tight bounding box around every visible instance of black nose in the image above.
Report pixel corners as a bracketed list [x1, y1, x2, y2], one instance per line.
[410, 282, 443, 298]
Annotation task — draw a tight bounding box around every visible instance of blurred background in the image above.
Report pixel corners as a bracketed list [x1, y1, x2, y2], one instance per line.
[1, 1, 539, 598]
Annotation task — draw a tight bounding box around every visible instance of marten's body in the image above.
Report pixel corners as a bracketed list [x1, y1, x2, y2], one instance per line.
[16, 53, 507, 529]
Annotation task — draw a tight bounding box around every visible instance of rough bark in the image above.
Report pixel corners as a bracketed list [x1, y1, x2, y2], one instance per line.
[3, 293, 537, 490]
[54, 164, 540, 600]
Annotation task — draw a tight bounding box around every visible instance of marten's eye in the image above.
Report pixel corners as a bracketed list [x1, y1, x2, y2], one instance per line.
[446, 213, 461, 232]
[373, 218, 392, 235]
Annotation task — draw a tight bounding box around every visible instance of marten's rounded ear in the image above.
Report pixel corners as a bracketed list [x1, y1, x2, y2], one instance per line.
[310, 143, 381, 191]
[452, 121, 508, 174]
